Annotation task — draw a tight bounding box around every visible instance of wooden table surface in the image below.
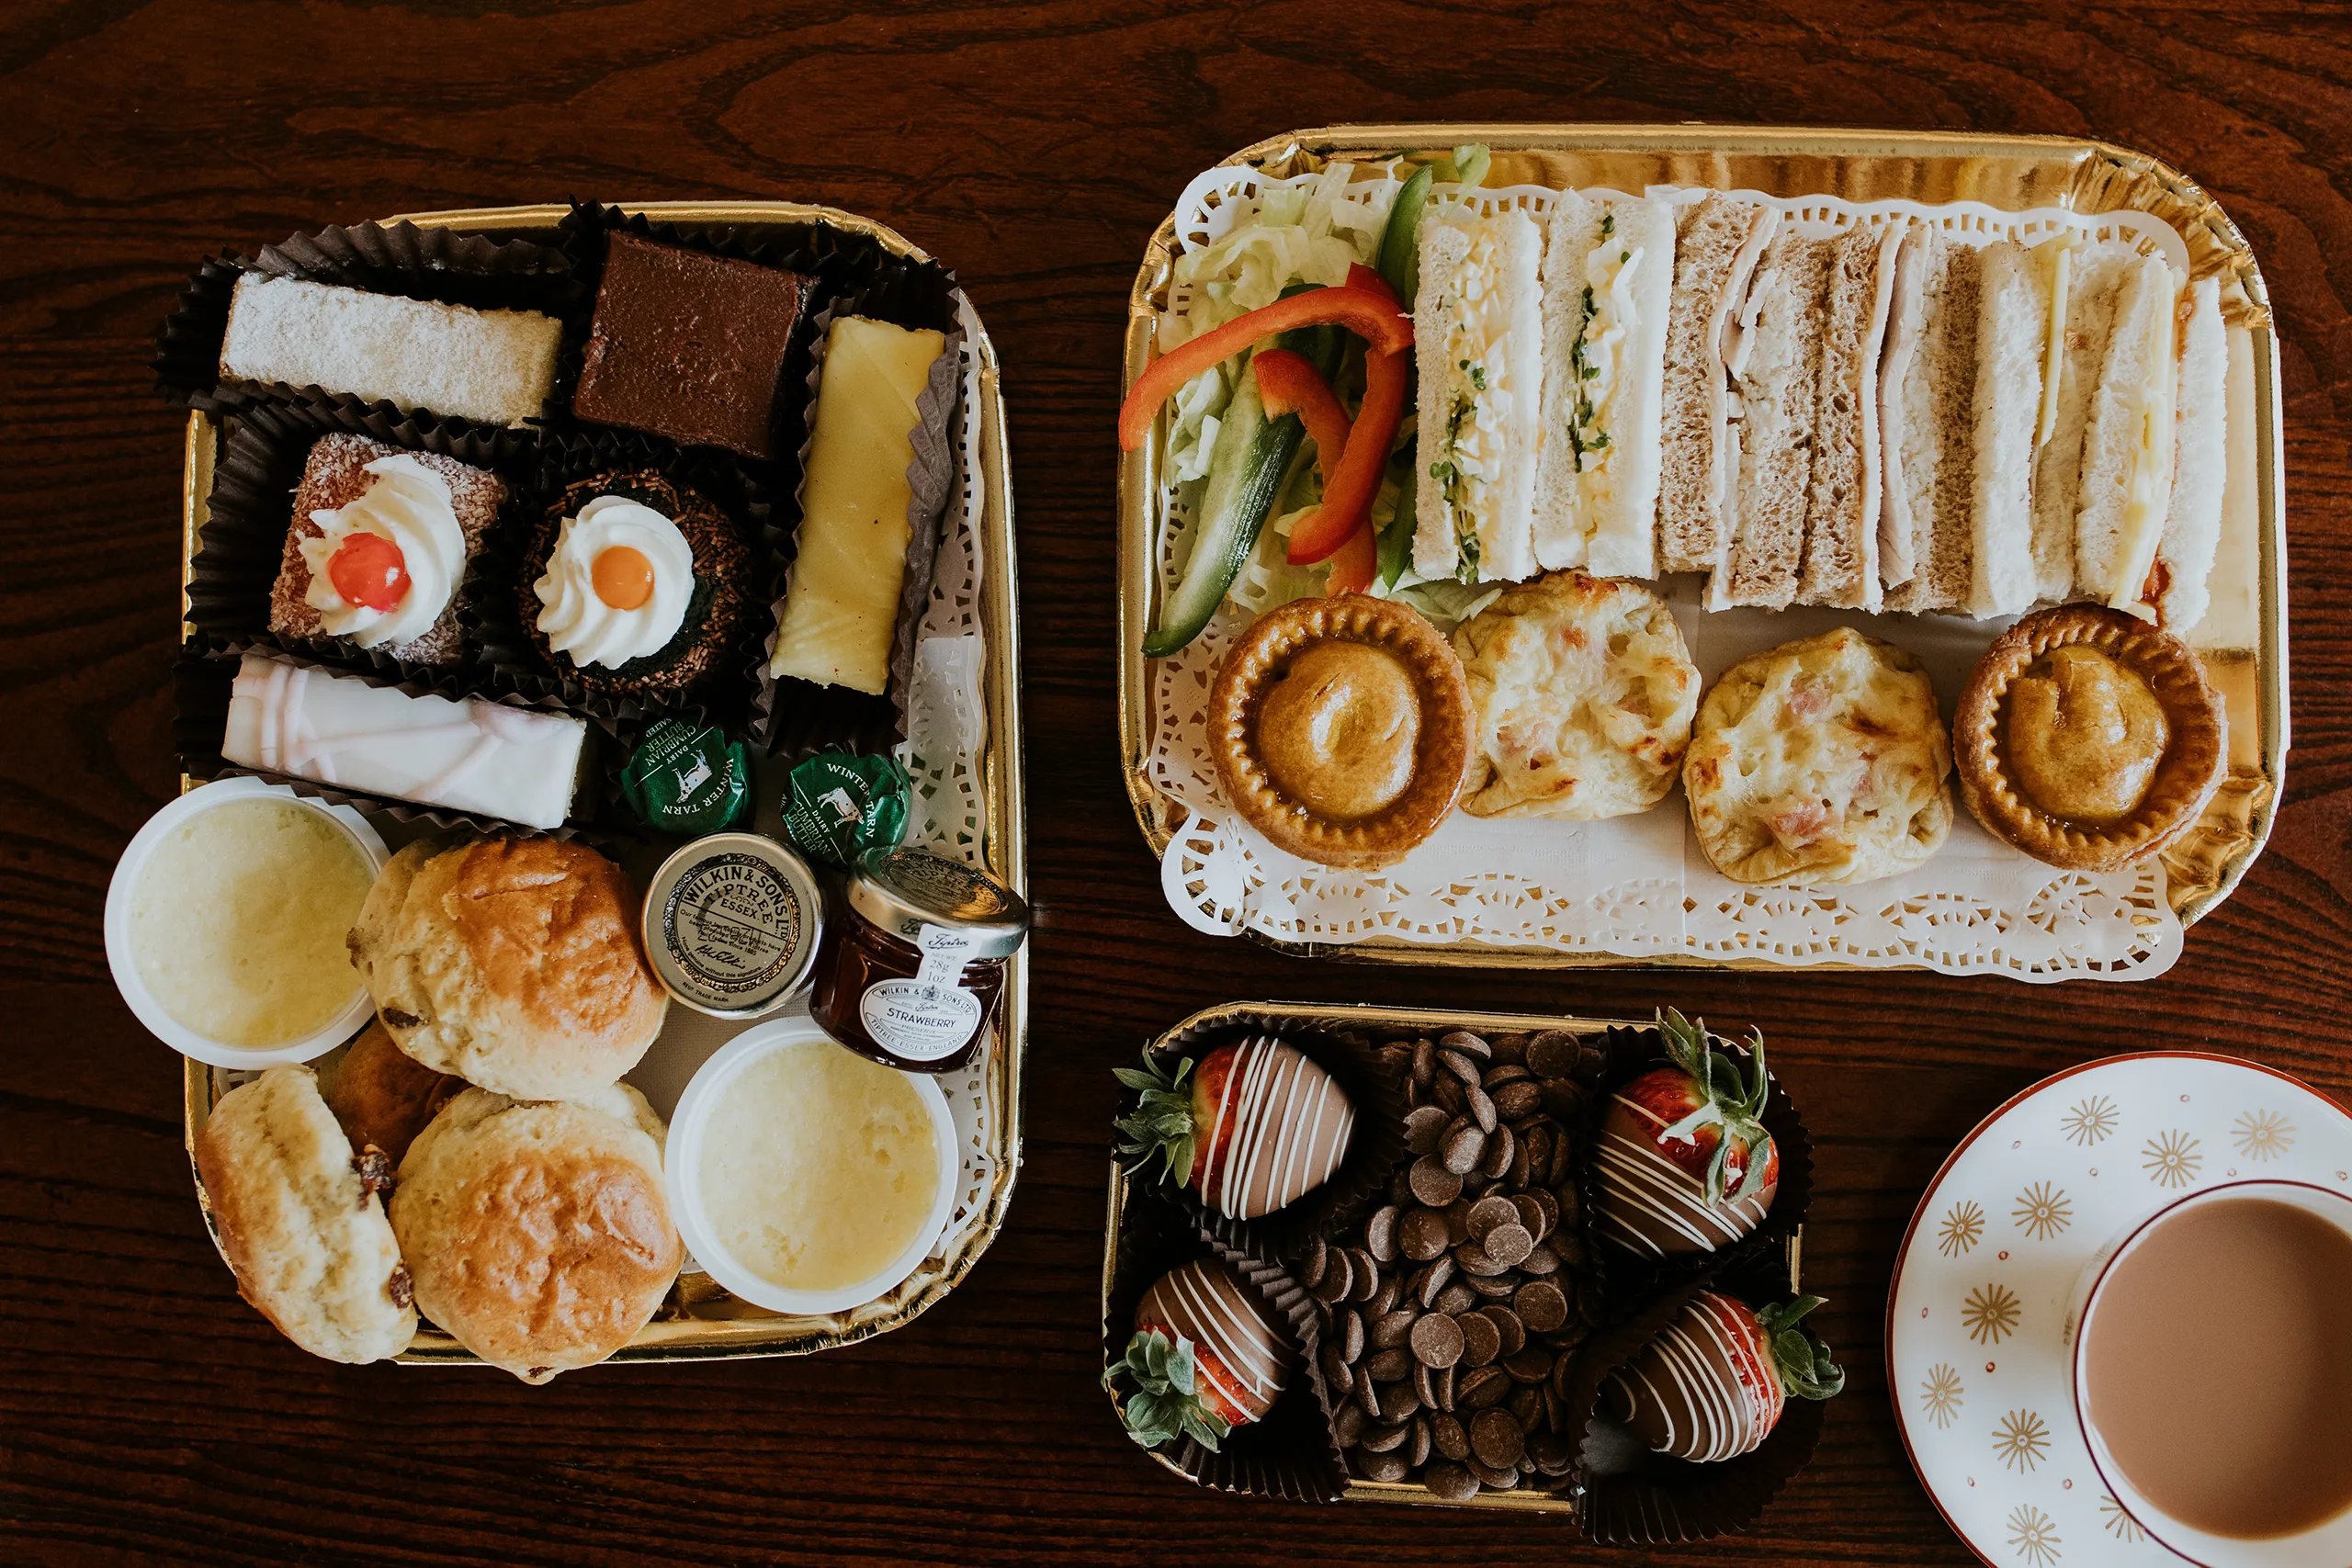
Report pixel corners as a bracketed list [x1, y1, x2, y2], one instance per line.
[5, 3, 2347, 1563]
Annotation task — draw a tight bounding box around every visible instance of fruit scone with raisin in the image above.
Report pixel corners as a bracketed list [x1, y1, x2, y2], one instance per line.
[1681, 626, 1952, 886]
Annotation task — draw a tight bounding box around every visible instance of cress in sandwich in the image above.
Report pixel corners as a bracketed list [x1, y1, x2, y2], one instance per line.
[1412, 202, 1545, 584]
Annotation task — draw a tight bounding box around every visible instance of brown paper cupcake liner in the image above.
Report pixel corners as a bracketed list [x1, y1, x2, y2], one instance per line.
[470, 426, 776, 733]
[1102, 1179, 1347, 1503]
[186, 400, 537, 699]
[173, 637, 621, 844]
[153, 220, 584, 427]
[1121, 1009, 1412, 1270]
[1554, 1255, 1828, 1544]
[1572, 1021, 1815, 1318]
[752, 271, 966, 758]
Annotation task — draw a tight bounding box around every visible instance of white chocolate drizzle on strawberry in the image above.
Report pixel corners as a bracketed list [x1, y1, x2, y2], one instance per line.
[1136, 1258, 1295, 1423]
[1592, 1094, 1775, 1258]
[1603, 1290, 1782, 1461]
[1203, 1035, 1355, 1221]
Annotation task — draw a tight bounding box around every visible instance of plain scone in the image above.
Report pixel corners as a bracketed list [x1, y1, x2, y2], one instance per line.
[350, 837, 668, 1100]
[191, 1065, 416, 1364]
[390, 1084, 682, 1383]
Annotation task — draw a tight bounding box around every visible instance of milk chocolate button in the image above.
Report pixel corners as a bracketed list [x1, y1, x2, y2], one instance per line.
[1414, 1360, 1439, 1410]
[1527, 1427, 1573, 1475]
[1333, 1401, 1366, 1447]
[1416, 1254, 1453, 1307]
[1371, 1308, 1418, 1350]
[1348, 1248, 1381, 1303]
[1510, 1383, 1545, 1433]
[1312, 1248, 1353, 1303]
[1441, 1031, 1491, 1060]
[1526, 1029, 1582, 1077]
[1409, 1156, 1464, 1207]
[1341, 1306, 1365, 1363]
[1408, 1414, 1432, 1469]
[1479, 1123, 1514, 1180]
[1514, 1279, 1568, 1333]
[1299, 1235, 1329, 1289]
[1366, 1347, 1412, 1382]
[1370, 1273, 1401, 1318]
[1429, 1412, 1470, 1462]
[1359, 1450, 1409, 1483]
[1464, 1080, 1498, 1133]
[1424, 1461, 1479, 1501]
[1377, 1382, 1420, 1423]
[1441, 1122, 1485, 1177]
[1491, 1079, 1544, 1121]
[1399, 1205, 1451, 1261]
[1481, 1306, 1526, 1357]
[1409, 1311, 1465, 1369]
[1490, 1032, 1529, 1066]
[1458, 1312, 1501, 1368]
[1504, 1348, 1552, 1384]
[1404, 1105, 1448, 1155]
[1361, 1420, 1409, 1453]
[1366, 1204, 1401, 1262]
[1510, 1192, 1549, 1240]
[1434, 1281, 1476, 1317]
[1411, 1037, 1436, 1090]
[1467, 1456, 1520, 1489]
[1482, 1223, 1533, 1268]
[1323, 1341, 1354, 1394]
[1464, 1195, 1518, 1243]
[1469, 1408, 1525, 1469]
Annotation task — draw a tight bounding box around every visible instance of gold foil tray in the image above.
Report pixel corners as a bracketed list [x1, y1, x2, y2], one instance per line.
[177, 200, 1026, 1364]
[1117, 125, 2290, 966]
[1102, 998, 1804, 1516]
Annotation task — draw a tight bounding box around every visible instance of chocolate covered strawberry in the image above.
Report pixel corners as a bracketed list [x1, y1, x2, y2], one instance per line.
[1592, 1009, 1780, 1258]
[1114, 1034, 1355, 1220]
[1601, 1291, 1844, 1461]
[1106, 1258, 1297, 1451]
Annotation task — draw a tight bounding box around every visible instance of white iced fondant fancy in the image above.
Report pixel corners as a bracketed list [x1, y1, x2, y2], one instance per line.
[221, 652, 586, 829]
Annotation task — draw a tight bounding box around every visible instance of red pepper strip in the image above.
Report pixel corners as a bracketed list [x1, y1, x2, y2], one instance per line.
[1118, 285, 1412, 452]
[1250, 349, 1352, 473]
[1323, 519, 1377, 594]
[1347, 262, 1403, 310]
[1287, 345, 1409, 564]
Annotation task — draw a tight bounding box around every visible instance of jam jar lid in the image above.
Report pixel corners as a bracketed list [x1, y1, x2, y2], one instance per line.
[846, 847, 1030, 959]
[642, 832, 826, 1018]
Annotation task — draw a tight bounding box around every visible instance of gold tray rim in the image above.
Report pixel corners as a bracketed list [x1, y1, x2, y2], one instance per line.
[176, 198, 1028, 1365]
[1115, 123, 2290, 969]
[1101, 997, 1795, 1514]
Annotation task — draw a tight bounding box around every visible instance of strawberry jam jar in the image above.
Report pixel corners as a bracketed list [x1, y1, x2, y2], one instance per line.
[810, 848, 1029, 1074]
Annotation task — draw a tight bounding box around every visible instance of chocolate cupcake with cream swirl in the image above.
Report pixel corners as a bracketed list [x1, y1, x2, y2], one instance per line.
[521, 468, 750, 698]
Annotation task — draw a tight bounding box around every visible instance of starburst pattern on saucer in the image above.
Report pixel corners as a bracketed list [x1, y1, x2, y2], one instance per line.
[1963, 1282, 2020, 1345]
[2097, 1495, 2145, 1542]
[1920, 1362, 1963, 1428]
[1938, 1200, 1985, 1257]
[1994, 1408, 2050, 1472]
[2143, 1128, 2201, 1188]
[2012, 1181, 2071, 1240]
[2231, 1108, 2294, 1162]
[2008, 1504, 2062, 1566]
[2062, 1095, 2118, 1145]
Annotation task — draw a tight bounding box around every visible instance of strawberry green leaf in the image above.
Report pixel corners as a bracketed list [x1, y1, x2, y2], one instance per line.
[1756, 1296, 1845, 1401]
[1108, 1327, 1232, 1450]
[1654, 1008, 1779, 1206]
[1111, 1048, 1202, 1190]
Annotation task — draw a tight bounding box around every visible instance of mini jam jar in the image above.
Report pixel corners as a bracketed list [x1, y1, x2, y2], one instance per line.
[642, 833, 825, 1019]
[810, 848, 1030, 1074]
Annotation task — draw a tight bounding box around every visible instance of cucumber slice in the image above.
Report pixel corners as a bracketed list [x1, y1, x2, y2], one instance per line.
[1142, 303, 1343, 657]
[1378, 165, 1433, 304]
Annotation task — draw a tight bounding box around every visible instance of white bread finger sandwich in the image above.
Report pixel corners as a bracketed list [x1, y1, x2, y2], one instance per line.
[1708, 231, 1830, 609]
[1656, 196, 1780, 574]
[1967, 239, 2055, 616]
[1414, 203, 1546, 583]
[1879, 226, 1983, 612]
[2148, 276, 2227, 630]
[2074, 250, 2185, 613]
[1532, 192, 1675, 578]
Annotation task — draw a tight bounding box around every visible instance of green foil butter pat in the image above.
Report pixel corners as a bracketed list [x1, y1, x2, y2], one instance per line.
[783, 751, 911, 868]
[622, 720, 751, 835]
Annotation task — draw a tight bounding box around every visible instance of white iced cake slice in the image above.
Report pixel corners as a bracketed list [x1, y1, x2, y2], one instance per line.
[220, 274, 562, 427]
[766, 316, 948, 695]
[221, 653, 586, 829]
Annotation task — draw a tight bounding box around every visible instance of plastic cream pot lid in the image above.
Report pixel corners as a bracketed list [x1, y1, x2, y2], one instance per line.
[104, 776, 388, 1069]
[664, 1018, 961, 1316]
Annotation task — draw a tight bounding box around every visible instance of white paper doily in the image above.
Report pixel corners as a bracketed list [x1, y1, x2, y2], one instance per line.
[1144, 172, 2217, 980]
[1886, 1055, 2352, 1566]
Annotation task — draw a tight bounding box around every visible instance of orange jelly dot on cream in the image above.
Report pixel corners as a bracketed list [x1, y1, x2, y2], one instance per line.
[592, 545, 656, 610]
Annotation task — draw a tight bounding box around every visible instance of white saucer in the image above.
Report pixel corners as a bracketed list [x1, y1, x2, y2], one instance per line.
[1887, 1053, 2352, 1566]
